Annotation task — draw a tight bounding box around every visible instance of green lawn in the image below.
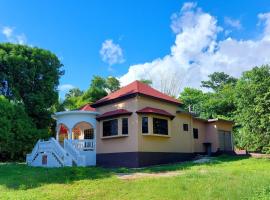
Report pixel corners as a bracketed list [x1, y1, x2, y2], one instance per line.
[0, 156, 269, 200]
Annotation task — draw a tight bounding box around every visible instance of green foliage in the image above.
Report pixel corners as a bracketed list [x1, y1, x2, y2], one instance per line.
[0, 43, 63, 129]
[140, 79, 152, 86]
[201, 72, 237, 91]
[60, 88, 87, 111]
[180, 67, 270, 153]
[61, 76, 120, 110]
[0, 96, 48, 161]
[179, 85, 236, 119]
[106, 76, 120, 93]
[234, 65, 270, 153]
[179, 87, 207, 115]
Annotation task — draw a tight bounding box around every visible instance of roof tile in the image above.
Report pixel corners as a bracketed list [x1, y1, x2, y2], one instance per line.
[92, 81, 181, 107]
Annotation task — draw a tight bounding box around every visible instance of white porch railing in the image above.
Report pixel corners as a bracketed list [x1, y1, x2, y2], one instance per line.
[71, 139, 95, 151]
[27, 138, 96, 167]
[27, 138, 73, 167]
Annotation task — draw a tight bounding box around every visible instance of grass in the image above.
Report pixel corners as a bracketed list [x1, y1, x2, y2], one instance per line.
[0, 155, 269, 200]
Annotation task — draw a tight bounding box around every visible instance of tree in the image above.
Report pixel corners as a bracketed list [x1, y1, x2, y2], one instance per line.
[140, 79, 152, 86]
[65, 88, 83, 99]
[61, 76, 120, 110]
[106, 76, 120, 93]
[234, 65, 270, 153]
[83, 76, 108, 103]
[0, 96, 47, 161]
[0, 43, 63, 129]
[179, 88, 206, 115]
[201, 72, 237, 91]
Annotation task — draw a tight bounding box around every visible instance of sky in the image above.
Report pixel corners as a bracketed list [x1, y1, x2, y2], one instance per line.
[1, 0, 270, 98]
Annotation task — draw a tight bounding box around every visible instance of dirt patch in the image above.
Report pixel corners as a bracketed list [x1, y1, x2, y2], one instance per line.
[249, 153, 270, 159]
[116, 171, 182, 180]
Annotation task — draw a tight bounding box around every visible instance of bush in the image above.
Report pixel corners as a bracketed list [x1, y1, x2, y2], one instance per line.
[0, 96, 48, 161]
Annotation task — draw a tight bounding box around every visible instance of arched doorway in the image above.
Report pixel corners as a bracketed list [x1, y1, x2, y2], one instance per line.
[72, 121, 94, 140]
[71, 121, 95, 151]
[58, 123, 69, 145]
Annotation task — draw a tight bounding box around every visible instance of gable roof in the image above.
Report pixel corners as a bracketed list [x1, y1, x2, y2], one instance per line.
[76, 103, 96, 111]
[91, 80, 181, 107]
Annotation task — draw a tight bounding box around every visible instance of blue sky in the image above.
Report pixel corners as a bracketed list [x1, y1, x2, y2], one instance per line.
[1, 0, 270, 98]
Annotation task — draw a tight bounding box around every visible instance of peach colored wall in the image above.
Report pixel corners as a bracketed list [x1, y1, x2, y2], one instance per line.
[193, 119, 207, 153]
[205, 121, 233, 152]
[137, 96, 194, 153]
[95, 97, 139, 154]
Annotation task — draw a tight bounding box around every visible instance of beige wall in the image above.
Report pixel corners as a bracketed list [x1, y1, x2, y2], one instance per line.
[193, 119, 207, 153]
[95, 95, 233, 154]
[137, 96, 194, 153]
[205, 121, 233, 152]
[95, 98, 139, 154]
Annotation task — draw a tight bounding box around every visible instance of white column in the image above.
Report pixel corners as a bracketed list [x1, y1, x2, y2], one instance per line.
[56, 125, 60, 141]
[67, 126, 72, 140]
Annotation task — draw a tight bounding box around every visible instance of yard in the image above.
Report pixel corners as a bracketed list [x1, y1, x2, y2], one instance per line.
[0, 156, 269, 200]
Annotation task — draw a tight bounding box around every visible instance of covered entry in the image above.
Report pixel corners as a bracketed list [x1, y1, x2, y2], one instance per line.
[218, 130, 233, 151]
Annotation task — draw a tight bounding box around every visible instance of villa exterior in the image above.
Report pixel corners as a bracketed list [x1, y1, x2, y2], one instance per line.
[26, 81, 234, 168]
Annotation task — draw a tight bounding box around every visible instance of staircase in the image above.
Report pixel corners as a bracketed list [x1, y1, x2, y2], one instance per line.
[26, 138, 96, 167]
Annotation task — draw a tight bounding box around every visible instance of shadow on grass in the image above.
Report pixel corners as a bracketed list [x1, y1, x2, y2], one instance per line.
[112, 154, 251, 174]
[0, 155, 249, 190]
[0, 163, 113, 190]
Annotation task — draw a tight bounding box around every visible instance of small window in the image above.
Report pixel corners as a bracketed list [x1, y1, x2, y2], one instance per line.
[84, 129, 94, 139]
[142, 117, 148, 133]
[183, 124, 189, 131]
[153, 118, 168, 135]
[193, 128, 198, 139]
[103, 119, 118, 137]
[122, 118, 128, 135]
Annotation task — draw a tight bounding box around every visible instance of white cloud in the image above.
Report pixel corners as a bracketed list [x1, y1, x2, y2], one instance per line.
[120, 3, 270, 96]
[2, 26, 13, 38]
[1, 26, 27, 44]
[100, 39, 125, 66]
[58, 84, 75, 92]
[224, 17, 242, 30]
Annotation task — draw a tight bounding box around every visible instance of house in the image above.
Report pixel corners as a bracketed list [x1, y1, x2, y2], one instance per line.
[26, 81, 234, 168]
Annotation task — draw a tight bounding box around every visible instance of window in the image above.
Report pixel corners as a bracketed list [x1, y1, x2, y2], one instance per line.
[84, 129, 94, 139]
[183, 124, 189, 131]
[103, 119, 118, 137]
[193, 128, 198, 139]
[142, 117, 148, 133]
[153, 118, 168, 135]
[122, 118, 128, 135]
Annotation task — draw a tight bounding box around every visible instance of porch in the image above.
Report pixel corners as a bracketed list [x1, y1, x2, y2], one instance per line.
[27, 108, 99, 167]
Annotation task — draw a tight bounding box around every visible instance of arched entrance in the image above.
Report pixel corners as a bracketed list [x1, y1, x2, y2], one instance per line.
[70, 121, 95, 151]
[72, 121, 94, 140]
[57, 123, 69, 145]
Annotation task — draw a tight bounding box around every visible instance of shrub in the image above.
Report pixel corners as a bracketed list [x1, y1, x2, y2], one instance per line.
[0, 96, 48, 161]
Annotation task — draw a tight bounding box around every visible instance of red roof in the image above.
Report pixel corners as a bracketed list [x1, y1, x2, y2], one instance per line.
[77, 104, 96, 111]
[96, 109, 132, 121]
[136, 107, 175, 119]
[92, 81, 181, 107]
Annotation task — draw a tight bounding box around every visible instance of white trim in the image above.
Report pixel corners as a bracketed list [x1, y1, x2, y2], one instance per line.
[52, 110, 99, 119]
